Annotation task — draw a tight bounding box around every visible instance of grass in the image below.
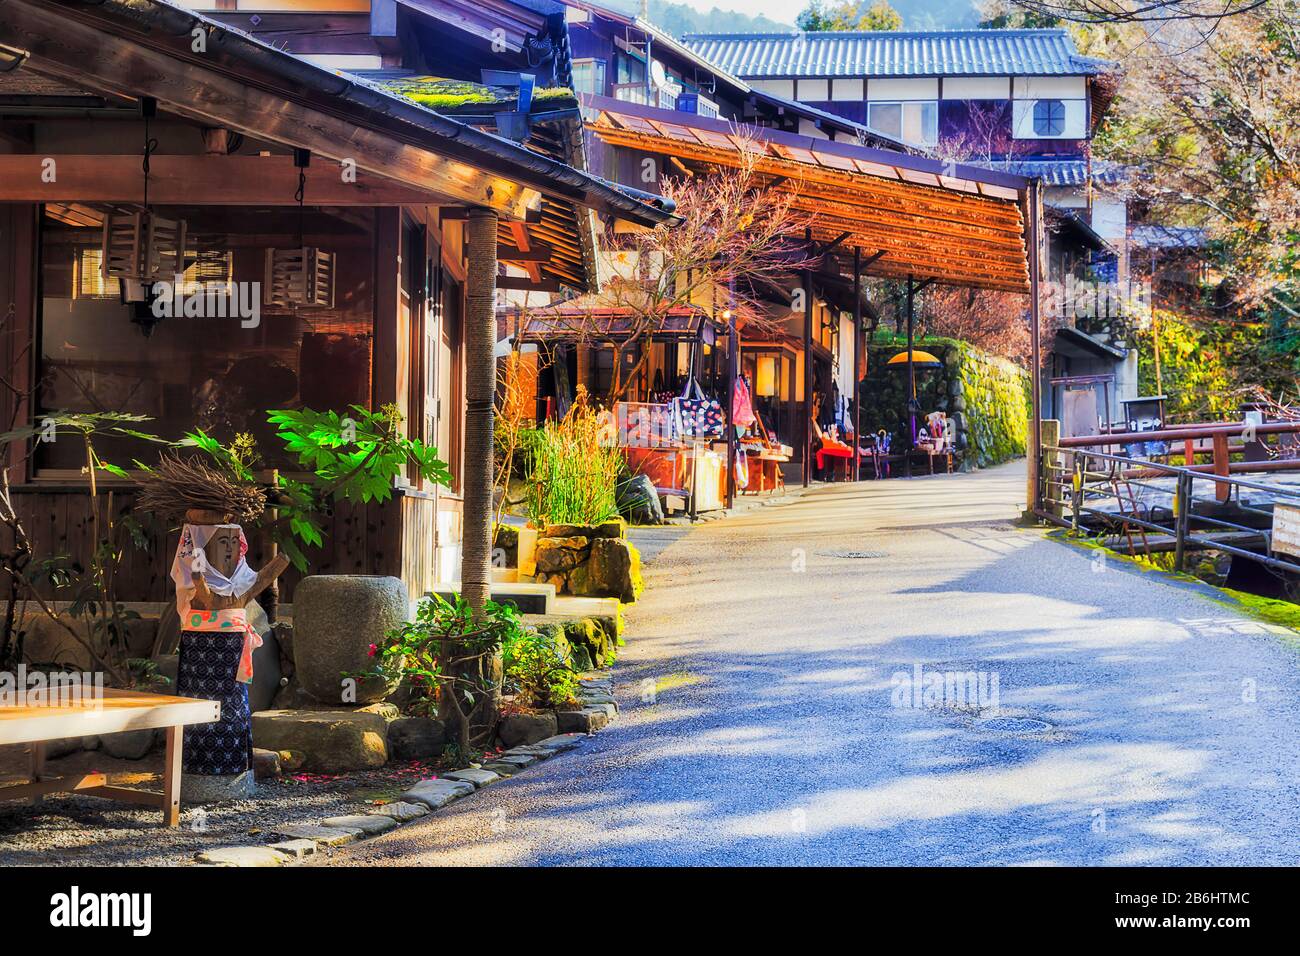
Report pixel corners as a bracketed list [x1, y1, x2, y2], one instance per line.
[522, 389, 622, 528]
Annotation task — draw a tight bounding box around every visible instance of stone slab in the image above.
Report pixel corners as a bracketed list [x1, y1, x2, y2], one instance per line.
[272, 823, 363, 846]
[194, 846, 285, 867]
[267, 839, 318, 860]
[320, 814, 399, 836]
[534, 734, 585, 753]
[402, 778, 476, 809]
[371, 801, 429, 822]
[442, 767, 501, 788]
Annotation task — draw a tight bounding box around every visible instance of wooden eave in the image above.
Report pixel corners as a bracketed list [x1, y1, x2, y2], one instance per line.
[586, 103, 1032, 294]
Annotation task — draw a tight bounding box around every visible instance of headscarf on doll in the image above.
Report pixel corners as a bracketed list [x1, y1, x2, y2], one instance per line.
[170, 524, 259, 619]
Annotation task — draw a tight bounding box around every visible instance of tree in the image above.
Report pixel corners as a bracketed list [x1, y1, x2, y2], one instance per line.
[798, 0, 904, 31]
[1094, 1, 1299, 317]
[516, 139, 819, 404]
[1009, 0, 1270, 25]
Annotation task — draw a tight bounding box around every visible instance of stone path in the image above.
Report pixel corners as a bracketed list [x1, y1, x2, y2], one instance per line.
[323, 461, 1300, 866]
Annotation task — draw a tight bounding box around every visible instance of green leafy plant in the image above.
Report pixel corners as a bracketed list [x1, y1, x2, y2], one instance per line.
[370, 594, 526, 752]
[264, 403, 452, 569]
[0, 411, 168, 683]
[503, 625, 580, 708]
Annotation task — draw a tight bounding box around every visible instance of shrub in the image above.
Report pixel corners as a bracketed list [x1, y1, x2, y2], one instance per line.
[503, 624, 580, 708]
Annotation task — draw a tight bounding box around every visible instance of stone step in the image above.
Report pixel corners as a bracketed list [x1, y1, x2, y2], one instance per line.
[428, 581, 555, 615]
[524, 594, 620, 622]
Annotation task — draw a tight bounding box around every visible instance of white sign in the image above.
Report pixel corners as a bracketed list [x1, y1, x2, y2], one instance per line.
[1270, 503, 1300, 558]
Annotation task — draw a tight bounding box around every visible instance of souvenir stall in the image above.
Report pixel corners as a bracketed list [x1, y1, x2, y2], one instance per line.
[514, 305, 736, 514]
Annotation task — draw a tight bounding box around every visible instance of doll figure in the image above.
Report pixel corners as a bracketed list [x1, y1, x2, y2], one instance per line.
[170, 516, 288, 795]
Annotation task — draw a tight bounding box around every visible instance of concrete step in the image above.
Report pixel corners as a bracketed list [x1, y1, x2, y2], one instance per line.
[429, 581, 555, 615]
[524, 594, 621, 622]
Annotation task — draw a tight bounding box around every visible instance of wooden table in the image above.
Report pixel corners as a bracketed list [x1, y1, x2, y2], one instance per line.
[1, 688, 220, 826]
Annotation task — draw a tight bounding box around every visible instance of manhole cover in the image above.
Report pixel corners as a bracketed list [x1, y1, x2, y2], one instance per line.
[817, 550, 888, 559]
[976, 716, 1054, 734]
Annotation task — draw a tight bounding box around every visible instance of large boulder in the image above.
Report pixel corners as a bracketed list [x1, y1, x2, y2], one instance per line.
[251, 709, 388, 772]
[533, 536, 589, 574]
[497, 711, 558, 748]
[388, 717, 446, 760]
[573, 538, 643, 604]
[292, 575, 408, 705]
[618, 474, 664, 525]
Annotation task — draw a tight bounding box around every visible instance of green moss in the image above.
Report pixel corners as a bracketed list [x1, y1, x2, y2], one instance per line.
[860, 331, 1028, 469]
[378, 76, 578, 113]
[1051, 530, 1300, 650]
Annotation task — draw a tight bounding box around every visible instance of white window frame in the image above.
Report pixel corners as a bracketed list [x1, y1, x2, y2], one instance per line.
[866, 100, 938, 148]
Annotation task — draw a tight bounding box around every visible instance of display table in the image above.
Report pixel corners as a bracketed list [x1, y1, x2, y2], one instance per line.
[0, 687, 220, 826]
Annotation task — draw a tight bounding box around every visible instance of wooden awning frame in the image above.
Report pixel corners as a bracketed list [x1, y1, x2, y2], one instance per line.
[583, 95, 1032, 294]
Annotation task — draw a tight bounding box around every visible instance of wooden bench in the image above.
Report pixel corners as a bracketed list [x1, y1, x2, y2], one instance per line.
[1, 688, 220, 827]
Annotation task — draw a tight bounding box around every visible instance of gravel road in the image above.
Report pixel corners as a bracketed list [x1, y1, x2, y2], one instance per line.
[325, 461, 1299, 865]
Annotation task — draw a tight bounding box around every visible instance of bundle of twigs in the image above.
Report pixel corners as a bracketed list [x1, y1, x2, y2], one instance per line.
[135, 453, 266, 524]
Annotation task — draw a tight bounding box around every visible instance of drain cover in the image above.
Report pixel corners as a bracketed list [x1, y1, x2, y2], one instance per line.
[977, 716, 1053, 734]
[818, 550, 888, 559]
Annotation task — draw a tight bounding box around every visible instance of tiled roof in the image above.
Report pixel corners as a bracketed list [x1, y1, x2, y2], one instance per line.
[980, 159, 1126, 187]
[680, 29, 1114, 79]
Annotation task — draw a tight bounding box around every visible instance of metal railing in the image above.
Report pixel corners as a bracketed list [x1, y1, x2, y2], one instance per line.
[1039, 425, 1300, 575]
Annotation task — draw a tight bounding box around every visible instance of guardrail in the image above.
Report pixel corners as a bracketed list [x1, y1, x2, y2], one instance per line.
[1038, 421, 1300, 575]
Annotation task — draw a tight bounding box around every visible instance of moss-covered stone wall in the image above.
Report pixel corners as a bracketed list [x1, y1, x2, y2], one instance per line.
[857, 333, 1029, 470]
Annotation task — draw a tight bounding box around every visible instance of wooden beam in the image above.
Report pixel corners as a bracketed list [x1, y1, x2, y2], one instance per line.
[507, 221, 543, 283]
[0, 155, 453, 205]
[496, 275, 564, 292]
[497, 243, 552, 262]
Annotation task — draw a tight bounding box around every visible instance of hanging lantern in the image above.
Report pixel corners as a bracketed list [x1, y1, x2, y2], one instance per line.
[755, 355, 777, 397]
[264, 148, 335, 309]
[100, 207, 187, 302]
[264, 245, 335, 308]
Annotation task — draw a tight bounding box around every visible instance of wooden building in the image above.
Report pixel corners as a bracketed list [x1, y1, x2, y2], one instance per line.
[0, 0, 672, 602]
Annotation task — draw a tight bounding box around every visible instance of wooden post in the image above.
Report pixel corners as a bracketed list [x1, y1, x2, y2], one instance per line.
[29, 741, 45, 806]
[802, 229, 813, 487]
[725, 301, 738, 508]
[1027, 178, 1045, 515]
[1174, 471, 1191, 572]
[905, 274, 915, 479]
[1041, 418, 1062, 517]
[1212, 431, 1230, 503]
[852, 246, 862, 482]
[162, 725, 182, 827]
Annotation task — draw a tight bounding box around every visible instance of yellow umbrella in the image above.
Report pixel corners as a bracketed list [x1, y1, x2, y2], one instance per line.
[887, 349, 943, 367]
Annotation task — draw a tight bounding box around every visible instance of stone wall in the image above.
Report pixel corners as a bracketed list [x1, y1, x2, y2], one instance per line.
[858, 334, 1030, 469]
[526, 520, 644, 605]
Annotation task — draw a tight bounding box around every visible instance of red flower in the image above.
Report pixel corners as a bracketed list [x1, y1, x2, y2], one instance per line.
[368, 643, 378, 657]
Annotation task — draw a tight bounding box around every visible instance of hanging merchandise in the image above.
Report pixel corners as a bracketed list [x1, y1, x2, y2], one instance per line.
[672, 375, 725, 440]
[734, 442, 749, 489]
[733, 372, 757, 429]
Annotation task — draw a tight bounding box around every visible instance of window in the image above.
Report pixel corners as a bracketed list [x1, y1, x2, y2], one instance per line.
[867, 101, 937, 147]
[572, 58, 606, 97]
[1032, 99, 1066, 136]
[36, 205, 375, 475]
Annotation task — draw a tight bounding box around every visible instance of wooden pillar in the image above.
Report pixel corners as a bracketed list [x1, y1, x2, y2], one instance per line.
[1027, 178, 1045, 515]
[852, 246, 862, 482]
[905, 274, 915, 479]
[725, 289, 738, 508]
[802, 229, 813, 487]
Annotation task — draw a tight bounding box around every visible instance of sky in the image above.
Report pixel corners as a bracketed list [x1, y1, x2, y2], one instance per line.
[672, 0, 807, 21]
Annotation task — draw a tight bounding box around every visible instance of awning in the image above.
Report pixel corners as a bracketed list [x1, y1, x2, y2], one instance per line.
[508, 305, 718, 344]
[582, 94, 1032, 293]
